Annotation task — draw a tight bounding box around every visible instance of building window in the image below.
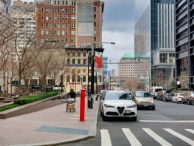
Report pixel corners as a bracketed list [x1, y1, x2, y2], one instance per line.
[62, 1, 64, 5]
[66, 31, 68, 35]
[94, 7, 96, 12]
[78, 69, 80, 73]
[83, 52, 86, 57]
[46, 30, 48, 35]
[77, 52, 80, 57]
[72, 1, 76, 5]
[54, 1, 56, 4]
[50, 9, 52, 13]
[67, 52, 70, 56]
[94, 22, 96, 26]
[41, 23, 44, 27]
[54, 9, 57, 13]
[62, 9, 64, 13]
[62, 31, 64, 35]
[41, 8, 44, 13]
[66, 0, 68, 5]
[58, 1, 60, 5]
[66, 16, 68, 20]
[71, 8, 75, 13]
[58, 9, 60, 13]
[94, 37, 96, 41]
[46, 9, 49, 13]
[41, 16, 44, 20]
[72, 52, 75, 56]
[78, 59, 81, 64]
[94, 29, 96, 34]
[71, 30, 75, 35]
[57, 30, 60, 35]
[46, 23, 48, 27]
[72, 59, 75, 64]
[62, 23, 64, 28]
[57, 16, 60, 20]
[71, 23, 75, 28]
[94, 14, 96, 19]
[54, 16, 57, 20]
[83, 69, 86, 73]
[71, 37, 75, 42]
[41, 30, 44, 35]
[46, 16, 48, 20]
[83, 76, 86, 82]
[57, 23, 60, 28]
[71, 16, 75, 21]
[49, 16, 52, 20]
[65, 38, 68, 42]
[54, 23, 56, 28]
[65, 23, 68, 28]
[83, 59, 86, 64]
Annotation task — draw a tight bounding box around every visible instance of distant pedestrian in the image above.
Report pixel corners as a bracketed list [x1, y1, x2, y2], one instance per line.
[68, 89, 76, 101]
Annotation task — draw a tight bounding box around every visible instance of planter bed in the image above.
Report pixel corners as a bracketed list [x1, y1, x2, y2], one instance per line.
[0, 92, 64, 119]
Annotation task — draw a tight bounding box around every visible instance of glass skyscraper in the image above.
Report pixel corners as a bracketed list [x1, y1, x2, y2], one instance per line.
[135, 0, 175, 86]
[175, 0, 194, 90]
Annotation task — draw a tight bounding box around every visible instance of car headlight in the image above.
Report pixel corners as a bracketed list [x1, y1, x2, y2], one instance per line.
[104, 104, 115, 108]
[136, 100, 141, 103]
[150, 100, 155, 104]
[127, 104, 137, 108]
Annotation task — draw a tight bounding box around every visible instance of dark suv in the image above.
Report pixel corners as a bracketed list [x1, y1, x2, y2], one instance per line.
[162, 92, 174, 102]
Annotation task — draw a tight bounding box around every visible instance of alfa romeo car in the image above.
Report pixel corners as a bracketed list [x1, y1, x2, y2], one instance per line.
[100, 91, 137, 121]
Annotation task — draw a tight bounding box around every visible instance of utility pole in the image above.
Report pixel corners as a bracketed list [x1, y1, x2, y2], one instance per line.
[91, 44, 95, 109]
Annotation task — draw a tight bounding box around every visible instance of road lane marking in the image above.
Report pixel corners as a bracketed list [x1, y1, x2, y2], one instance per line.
[140, 120, 194, 123]
[143, 128, 172, 146]
[101, 129, 112, 146]
[164, 128, 194, 145]
[122, 128, 142, 146]
[185, 129, 194, 134]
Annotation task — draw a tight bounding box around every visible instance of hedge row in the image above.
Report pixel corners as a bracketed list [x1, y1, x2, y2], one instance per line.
[14, 92, 58, 105]
[0, 104, 20, 112]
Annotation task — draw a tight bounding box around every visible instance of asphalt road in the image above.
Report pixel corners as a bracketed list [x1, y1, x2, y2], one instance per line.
[61, 100, 194, 146]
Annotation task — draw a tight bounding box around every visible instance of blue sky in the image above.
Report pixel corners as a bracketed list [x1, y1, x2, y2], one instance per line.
[102, 0, 135, 72]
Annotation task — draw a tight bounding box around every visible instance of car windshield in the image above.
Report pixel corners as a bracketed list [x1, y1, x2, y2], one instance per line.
[136, 92, 151, 97]
[105, 92, 131, 100]
[155, 89, 163, 92]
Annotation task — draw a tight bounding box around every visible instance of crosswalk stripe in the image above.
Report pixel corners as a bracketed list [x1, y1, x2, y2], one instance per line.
[122, 128, 142, 146]
[143, 128, 172, 146]
[164, 128, 194, 145]
[101, 129, 112, 146]
[185, 129, 194, 134]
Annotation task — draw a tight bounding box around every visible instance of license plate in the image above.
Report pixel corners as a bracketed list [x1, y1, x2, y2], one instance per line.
[144, 104, 148, 106]
[125, 110, 131, 113]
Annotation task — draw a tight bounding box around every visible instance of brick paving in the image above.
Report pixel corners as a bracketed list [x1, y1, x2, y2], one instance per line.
[0, 97, 99, 146]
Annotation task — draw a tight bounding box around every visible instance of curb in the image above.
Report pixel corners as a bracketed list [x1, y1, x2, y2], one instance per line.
[10, 101, 99, 146]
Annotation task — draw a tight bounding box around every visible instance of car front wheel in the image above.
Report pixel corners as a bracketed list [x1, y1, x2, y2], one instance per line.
[102, 114, 107, 121]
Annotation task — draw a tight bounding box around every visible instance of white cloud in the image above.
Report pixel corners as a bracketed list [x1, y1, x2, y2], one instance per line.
[102, 31, 134, 74]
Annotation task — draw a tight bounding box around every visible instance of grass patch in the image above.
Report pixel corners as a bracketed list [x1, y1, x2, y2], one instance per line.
[0, 92, 58, 112]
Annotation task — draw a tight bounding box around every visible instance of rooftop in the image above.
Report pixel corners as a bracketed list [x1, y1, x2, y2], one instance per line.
[121, 53, 150, 59]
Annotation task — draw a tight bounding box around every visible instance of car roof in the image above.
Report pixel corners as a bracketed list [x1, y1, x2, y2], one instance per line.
[106, 90, 126, 93]
[135, 91, 149, 92]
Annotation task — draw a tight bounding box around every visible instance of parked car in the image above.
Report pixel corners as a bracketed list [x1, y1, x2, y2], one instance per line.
[171, 93, 185, 103]
[182, 92, 194, 105]
[100, 91, 137, 121]
[162, 92, 174, 102]
[157, 90, 166, 100]
[134, 91, 155, 110]
[150, 86, 163, 99]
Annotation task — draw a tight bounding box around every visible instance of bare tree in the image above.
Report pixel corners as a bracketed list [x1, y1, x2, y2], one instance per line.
[179, 71, 189, 89]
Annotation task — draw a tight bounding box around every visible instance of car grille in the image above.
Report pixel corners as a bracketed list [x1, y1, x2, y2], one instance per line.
[123, 112, 135, 116]
[117, 107, 124, 115]
[106, 112, 119, 115]
[140, 102, 150, 104]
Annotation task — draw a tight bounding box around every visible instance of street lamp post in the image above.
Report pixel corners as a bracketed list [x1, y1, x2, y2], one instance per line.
[90, 42, 115, 108]
[80, 76, 83, 89]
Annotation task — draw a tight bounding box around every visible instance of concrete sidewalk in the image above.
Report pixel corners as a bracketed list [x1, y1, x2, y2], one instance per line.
[0, 97, 99, 146]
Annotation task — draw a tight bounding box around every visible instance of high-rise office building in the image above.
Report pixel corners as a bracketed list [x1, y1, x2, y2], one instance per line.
[135, 0, 175, 87]
[175, 0, 194, 90]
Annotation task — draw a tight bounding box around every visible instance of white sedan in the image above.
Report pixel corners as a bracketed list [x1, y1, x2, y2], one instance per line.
[100, 91, 137, 121]
[171, 93, 185, 103]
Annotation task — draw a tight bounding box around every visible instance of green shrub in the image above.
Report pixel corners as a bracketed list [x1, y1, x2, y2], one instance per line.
[0, 104, 19, 112]
[14, 92, 58, 105]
